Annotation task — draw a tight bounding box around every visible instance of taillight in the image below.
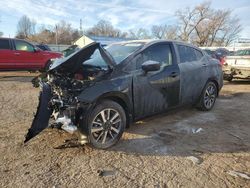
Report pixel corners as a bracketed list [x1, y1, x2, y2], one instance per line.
[220, 57, 226, 65]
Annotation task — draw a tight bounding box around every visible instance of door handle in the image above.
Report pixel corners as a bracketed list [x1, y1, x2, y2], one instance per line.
[170, 72, 178, 78]
[14, 53, 20, 55]
[202, 63, 208, 67]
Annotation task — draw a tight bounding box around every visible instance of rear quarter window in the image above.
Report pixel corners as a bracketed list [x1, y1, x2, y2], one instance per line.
[0, 39, 11, 50]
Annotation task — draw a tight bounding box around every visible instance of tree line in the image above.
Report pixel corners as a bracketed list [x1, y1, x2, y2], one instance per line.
[14, 1, 241, 46]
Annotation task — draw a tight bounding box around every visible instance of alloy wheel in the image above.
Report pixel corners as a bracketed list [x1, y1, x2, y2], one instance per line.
[204, 84, 216, 109]
[91, 108, 122, 144]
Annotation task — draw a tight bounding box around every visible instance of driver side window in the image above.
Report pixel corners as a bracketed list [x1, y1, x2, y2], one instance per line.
[15, 40, 34, 52]
[136, 43, 173, 69]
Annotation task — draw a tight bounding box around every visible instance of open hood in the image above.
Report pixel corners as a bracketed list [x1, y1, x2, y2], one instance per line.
[49, 42, 116, 73]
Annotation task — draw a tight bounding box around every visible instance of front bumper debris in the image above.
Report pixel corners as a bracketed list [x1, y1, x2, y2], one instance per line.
[24, 83, 52, 142]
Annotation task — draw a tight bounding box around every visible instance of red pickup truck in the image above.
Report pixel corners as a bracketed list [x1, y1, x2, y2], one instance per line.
[0, 38, 62, 71]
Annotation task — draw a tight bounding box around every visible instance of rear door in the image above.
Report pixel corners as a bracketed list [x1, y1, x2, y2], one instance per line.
[0, 38, 16, 70]
[176, 44, 207, 104]
[13, 39, 44, 69]
[132, 42, 180, 119]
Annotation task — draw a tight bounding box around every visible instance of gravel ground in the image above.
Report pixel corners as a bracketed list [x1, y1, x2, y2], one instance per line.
[0, 72, 249, 188]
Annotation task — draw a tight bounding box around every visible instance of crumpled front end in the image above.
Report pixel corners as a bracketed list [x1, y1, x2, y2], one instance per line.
[24, 42, 114, 143]
[25, 75, 92, 143]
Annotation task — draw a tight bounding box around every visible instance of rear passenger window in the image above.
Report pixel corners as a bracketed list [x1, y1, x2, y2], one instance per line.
[178, 45, 203, 63]
[0, 39, 11, 50]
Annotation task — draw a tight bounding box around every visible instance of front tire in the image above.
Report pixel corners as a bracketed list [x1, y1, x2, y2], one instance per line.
[197, 81, 217, 111]
[86, 100, 126, 149]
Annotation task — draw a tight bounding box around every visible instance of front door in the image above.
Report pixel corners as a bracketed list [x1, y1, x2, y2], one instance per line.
[132, 43, 180, 119]
[14, 39, 44, 69]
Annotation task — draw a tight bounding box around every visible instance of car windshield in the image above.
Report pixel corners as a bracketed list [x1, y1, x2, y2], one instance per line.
[83, 48, 108, 69]
[105, 42, 144, 64]
[49, 42, 144, 71]
[235, 49, 250, 56]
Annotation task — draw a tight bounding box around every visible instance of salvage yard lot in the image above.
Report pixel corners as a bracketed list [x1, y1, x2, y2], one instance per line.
[0, 72, 249, 187]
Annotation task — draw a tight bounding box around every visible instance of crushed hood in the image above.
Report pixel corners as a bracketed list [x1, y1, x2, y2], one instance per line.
[49, 42, 115, 73]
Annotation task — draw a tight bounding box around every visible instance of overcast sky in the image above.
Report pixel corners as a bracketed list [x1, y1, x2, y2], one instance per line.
[0, 0, 250, 38]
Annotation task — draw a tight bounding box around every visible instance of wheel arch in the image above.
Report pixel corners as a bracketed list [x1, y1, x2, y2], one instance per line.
[196, 78, 219, 106]
[207, 78, 219, 96]
[95, 92, 133, 128]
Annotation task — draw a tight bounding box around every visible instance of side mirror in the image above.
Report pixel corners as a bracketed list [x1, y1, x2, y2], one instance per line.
[34, 47, 41, 52]
[141, 60, 161, 73]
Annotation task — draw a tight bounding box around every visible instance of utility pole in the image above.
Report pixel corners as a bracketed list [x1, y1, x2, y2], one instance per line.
[80, 19, 83, 36]
[55, 25, 59, 51]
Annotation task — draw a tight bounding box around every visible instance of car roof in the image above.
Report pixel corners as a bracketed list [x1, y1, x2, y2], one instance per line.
[110, 39, 200, 50]
[111, 39, 177, 45]
[0, 37, 11, 40]
[0, 37, 32, 43]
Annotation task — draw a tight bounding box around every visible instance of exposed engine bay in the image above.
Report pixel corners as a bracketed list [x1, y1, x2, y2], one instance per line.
[25, 42, 114, 143]
[48, 65, 109, 130]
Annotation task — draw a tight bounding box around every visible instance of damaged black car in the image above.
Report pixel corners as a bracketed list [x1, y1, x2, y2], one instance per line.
[25, 40, 223, 149]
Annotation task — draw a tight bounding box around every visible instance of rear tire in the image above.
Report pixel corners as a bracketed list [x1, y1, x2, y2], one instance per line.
[86, 100, 126, 149]
[196, 81, 217, 111]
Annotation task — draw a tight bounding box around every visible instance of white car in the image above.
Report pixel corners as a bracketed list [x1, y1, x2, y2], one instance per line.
[223, 49, 250, 81]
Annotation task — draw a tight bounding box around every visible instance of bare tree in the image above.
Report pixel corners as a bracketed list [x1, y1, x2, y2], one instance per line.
[127, 29, 137, 39]
[28, 21, 80, 44]
[16, 15, 36, 39]
[176, 1, 241, 46]
[151, 25, 165, 39]
[29, 25, 55, 44]
[151, 25, 178, 39]
[87, 20, 127, 37]
[210, 14, 241, 46]
[176, 2, 210, 43]
[136, 28, 150, 39]
[127, 28, 150, 39]
[54, 20, 79, 44]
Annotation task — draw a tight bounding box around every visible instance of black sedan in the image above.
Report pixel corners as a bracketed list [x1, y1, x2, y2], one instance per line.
[25, 40, 223, 149]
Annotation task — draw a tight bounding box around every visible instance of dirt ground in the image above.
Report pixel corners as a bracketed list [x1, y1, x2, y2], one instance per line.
[0, 72, 249, 188]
